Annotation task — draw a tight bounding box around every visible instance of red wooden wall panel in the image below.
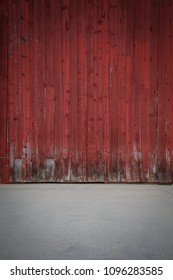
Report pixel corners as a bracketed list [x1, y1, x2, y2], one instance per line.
[0, 0, 8, 182]
[0, 0, 173, 183]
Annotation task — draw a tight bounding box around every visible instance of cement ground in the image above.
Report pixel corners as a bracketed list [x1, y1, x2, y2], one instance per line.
[0, 184, 173, 260]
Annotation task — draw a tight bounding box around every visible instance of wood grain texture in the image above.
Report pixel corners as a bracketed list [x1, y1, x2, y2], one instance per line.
[0, 0, 8, 182]
[0, 0, 173, 183]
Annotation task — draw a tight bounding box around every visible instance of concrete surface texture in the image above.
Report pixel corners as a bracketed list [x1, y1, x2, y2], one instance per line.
[0, 184, 173, 260]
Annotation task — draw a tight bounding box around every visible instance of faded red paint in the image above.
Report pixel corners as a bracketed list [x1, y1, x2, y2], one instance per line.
[0, 0, 173, 183]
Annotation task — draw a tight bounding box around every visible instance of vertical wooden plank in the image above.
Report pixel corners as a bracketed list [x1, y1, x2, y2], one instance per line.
[11, 0, 22, 171]
[78, 0, 87, 181]
[20, 0, 31, 181]
[157, 0, 166, 182]
[29, 0, 38, 180]
[133, 0, 142, 181]
[45, 0, 55, 163]
[93, 0, 98, 180]
[141, 0, 150, 181]
[92, 0, 103, 181]
[7, 0, 14, 182]
[101, 0, 106, 181]
[96, 0, 104, 180]
[0, 0, 8, 182]
[102, 0, 110, 181]
[117, 0, 126, 181]
[109, 0, 119, 181]
[44, 0, 56, 181]
[125, 0, 134, 182]
[8, 0, 22, 182]
[165, 0, 172, 182]
[69, 0, 78, 180]
[86, 0, 94, 181]
[62, 0, 70, 180]
[54, 0, 63, 181]
[104, 1, 112, 181]
[169, 0, 173, 182]
[40, 0, 56, 181]
[105, 0, 111, 181]
[26, 0, 31, 181]
[37, 0, 46, 180]
[149, 0, 159, 181]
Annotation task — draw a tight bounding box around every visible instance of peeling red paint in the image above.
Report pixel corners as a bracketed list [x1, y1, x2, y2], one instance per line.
[0, 0, 173, 183]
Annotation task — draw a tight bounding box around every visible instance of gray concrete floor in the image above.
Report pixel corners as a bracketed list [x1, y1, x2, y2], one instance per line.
[0, 184, 173, 260]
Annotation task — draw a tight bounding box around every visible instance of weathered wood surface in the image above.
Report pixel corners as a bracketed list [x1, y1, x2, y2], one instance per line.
[0, 0, 173, 183]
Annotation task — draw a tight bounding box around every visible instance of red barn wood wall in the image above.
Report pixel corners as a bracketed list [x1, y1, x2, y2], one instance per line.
[0, 0, 173, 183]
